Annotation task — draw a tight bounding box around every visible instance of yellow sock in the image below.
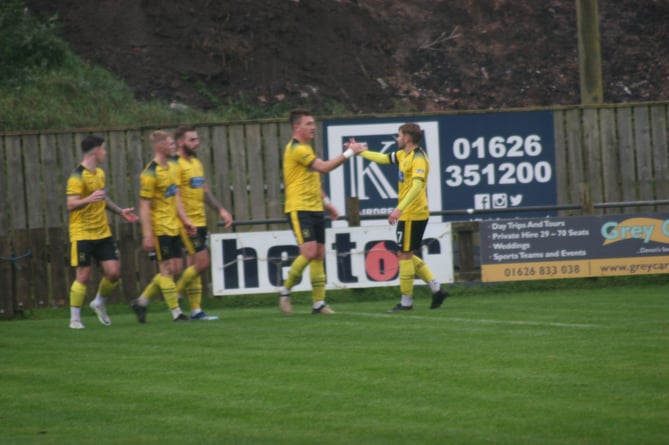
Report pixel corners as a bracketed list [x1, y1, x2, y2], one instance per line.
[309, 259, 326, 304]
[284, 255, 310, 290]
[140, 274, 161, 300]
[97, 276, 118, 298]
[187, 276, 202, 311]
[176, 265, 199, 295]
[413, 255, 435, 282]
[69, 281, 87, 308]
[399, 259, 415, 297]
[158, 275, 179, 310]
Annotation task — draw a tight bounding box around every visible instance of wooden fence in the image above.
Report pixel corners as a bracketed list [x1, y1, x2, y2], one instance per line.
[1, 102, 668, 317]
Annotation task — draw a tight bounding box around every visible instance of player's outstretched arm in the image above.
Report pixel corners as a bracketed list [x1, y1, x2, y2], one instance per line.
[310, 138, 367, 173]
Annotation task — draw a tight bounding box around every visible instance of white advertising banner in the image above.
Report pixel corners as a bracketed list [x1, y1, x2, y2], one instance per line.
[210, 223, 453, 296]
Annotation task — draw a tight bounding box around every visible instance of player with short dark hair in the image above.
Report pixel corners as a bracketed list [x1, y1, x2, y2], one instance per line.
[278, 109, 366, 315]
[66, 135, 139, 329]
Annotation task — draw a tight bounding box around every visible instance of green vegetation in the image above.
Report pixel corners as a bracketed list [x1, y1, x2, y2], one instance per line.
[2, 283, 668, 445]
[0, 1, 347, 132]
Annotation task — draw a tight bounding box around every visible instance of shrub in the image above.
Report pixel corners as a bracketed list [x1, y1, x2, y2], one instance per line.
[0, 0, 69, 84]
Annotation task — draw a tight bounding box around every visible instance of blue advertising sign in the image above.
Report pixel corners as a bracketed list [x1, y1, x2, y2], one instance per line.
[440, 111, 556, 220]
[323, 111, 556, 223]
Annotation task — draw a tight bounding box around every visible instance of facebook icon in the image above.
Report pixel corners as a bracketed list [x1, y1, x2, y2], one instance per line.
[474, 194, 491, 210]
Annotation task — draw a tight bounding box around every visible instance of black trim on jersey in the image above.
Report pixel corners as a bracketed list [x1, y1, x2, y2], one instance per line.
[145, 160, 159, 174]
[72, 164, 85, 176]
[414, 147, 428, 160]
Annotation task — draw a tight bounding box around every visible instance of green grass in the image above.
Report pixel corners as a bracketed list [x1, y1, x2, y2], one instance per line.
[2, 283, 668, 445]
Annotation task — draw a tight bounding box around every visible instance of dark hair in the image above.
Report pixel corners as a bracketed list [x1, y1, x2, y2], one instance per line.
[399, 123, 422, 144]
[174, 125, 195, 142]
[289, 108, 312, 126]
[81, 135, 105, 153]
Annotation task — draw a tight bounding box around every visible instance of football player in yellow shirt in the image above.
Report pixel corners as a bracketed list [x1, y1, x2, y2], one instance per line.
[131, 130, 196, 322]
[173, 125, 233, 320]
[66, 135, 139, 329]
[352, 123, 448, 311]
[278, 109, 366, 314]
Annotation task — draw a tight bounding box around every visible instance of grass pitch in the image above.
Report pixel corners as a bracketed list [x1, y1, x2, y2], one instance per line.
[1, 282, 668, 445]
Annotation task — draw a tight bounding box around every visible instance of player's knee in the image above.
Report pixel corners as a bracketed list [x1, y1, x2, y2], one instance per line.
[106, 271, 121, 282]
[197, 256, 210, 271]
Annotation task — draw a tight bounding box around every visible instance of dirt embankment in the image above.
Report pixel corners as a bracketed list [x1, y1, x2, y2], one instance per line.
[27, 0, 669, 113]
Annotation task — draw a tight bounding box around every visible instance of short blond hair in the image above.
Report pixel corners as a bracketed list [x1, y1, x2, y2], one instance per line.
[150, 130, 171, 145]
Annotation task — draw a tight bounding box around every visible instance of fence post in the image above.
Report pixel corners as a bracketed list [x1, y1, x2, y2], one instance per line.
[580, 183, 594, 215]
[346, 197, 361, 227]
[452, 221, 480, 281]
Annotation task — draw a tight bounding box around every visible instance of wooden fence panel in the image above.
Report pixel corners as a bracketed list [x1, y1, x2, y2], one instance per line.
[6, 136, 34, 309]
[196, 124, 213, 176]
[126, 129, 146, 209]
[41, 134, 63, 228]
[246, 123, 267, 229]
[277, 121, 292, 223]
[0, 137, 11, 317]
[24, 135, 50, 306]
[211, 125, 232, 231]
[583, 109, 603, 211]
[599, 108, 620, 212]
[565, 109, 585, 206]
[633, 107, 654, 203]
[0, 137, 7, 236]
[108, 130, 128, 236]
[57, 133, 76, 227]
[616, 107, 638, 211]
[650, 104, 669, 211]
[24, 135, 45, 228]
[7, 135, 27, 229]
[262, 122, 284, 229]
[229, 125, 250, 226]
[43, 133, 68, 304]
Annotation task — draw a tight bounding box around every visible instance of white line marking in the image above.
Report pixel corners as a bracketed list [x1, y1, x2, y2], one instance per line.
[345, 312, 597, 328]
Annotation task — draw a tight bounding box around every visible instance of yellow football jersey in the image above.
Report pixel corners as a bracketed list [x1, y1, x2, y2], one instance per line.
[140, 160, 181, 236]
[66, 165, 111, 241]
[283, 139, 323, 212]
[396, 147, 430, 220]
[176, 155, 207, 227]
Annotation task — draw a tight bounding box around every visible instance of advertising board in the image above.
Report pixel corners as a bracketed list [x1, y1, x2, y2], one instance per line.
[210, 223, 453, 295]
[480, 213, 669, 281]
